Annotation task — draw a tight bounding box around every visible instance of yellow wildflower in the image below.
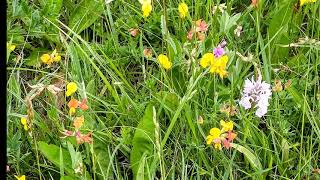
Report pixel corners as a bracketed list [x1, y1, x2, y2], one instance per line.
[20, 117, 28, 131]
[214, 143, 222, 150]
[41, 54, 52, 64]
[142, 3, 152, 18]
[300, 0, 316, 6]
[40, 49, 62, 65]
[69, 107, 76, 116]
[220, 120, 234, 132]
[178, 2, 188, 18]
[158, 54, 172, 70]
[7, 42, 16, 51]
[199, 53, 214, 68]
[66, 82, 78, 97]
[14, 175, 26, 180]
[74, 116, 85, 129]
[206, 128, 221, 145]
[209, 55, 228, 78]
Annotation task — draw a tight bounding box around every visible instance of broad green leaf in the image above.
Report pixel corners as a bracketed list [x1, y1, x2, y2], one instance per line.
[38, 141, 74, 175]
[155, 91, 179, 113]
[68, 0, 105, 34]
[130, 104, 155, 180]
[231, 143, 263, 171]
[267, 1, 294, 63]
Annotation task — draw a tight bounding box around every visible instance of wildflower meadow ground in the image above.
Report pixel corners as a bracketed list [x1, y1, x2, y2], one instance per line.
[6, 0, 320, 179]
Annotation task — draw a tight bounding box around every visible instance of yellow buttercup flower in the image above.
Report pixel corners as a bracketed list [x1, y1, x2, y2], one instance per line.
[20, 117, 28, 131]
[220, 120, 234, 132]
[158, 54, 172, 70]
[206, 128, 221, 145]
[142, 3, 152, 18]
[178, 2, 188, 18]
[199, 53, 214, 68]
[300, 0, 316, 6]
[14, 175, 26, 180]
[66, 82, 78, 97]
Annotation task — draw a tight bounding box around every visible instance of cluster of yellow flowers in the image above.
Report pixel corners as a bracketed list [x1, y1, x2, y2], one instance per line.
[157, 54, 172, 70]
[199, 53, 229, 78]
[206, 120, 237, 150]
[139, 0, 152, 18]
[40, 49, 61, 65]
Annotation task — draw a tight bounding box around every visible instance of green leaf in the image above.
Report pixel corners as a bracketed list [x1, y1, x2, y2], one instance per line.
[38, 141, 74, 175]
[68, 0, 105, 34]
[130, 104, 155, 180]
[39, 0, 63, 18]
[231, 143, 263, 171]
[25, 48, 48, 67]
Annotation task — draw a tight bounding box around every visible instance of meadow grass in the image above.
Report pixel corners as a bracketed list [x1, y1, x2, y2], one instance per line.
[6, 0, 320, 179]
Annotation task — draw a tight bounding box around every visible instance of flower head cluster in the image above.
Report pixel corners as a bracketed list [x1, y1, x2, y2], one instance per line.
[68, 98, 89, 116]
[40, 49, 61, 65]
[158, 54, 172, 70]
[206, 120, 237, 150]
[187, 19, 208, 41]
[129, 28, 139, 37]
[300, 0, 316, 6]
[139, 0, 152, 18]
[66, 82, 78, 97]
[239, 76, 272, 117]
[199, 51, 229, 78]
[61, 115, 93, 145]
[178, 2, 188, 19]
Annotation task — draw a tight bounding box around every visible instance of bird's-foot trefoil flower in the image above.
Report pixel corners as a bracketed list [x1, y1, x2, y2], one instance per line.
[206, 120, 237, 150]
[158, 54, 172, 70]
[178, 2, 188, 18]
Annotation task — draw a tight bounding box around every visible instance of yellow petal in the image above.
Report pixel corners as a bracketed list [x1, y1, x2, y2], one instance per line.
[142, 3, 152, 18]
[69, 107, 76, 116]
[209, 128, 221, 138]
[40, 54, 51, 64]
[206, 135, 214, 145]
[23, 125, 28, 131]
[53, 55, 61, 62]
[214, 143, 222, 150]
[200, 53, 214, 68]
[221, 120, 234, 132]
[300, 0, 316, 6]
[158, 54, 172, 70]
[178, 3, 188, 18]
[66, 82, 77, 96]
[20, 117, 27, 125]
[15, 175, 26, 180]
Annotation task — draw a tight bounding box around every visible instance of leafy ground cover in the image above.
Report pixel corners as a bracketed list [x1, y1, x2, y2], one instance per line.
[6, 0, 320, 179]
